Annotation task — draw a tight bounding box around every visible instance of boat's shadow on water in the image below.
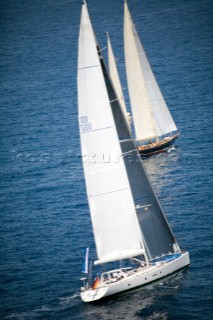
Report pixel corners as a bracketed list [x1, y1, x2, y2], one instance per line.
[77, 268, 190, 320]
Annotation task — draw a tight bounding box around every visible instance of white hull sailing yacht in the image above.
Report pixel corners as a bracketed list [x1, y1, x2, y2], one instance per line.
[124, 0, 179, 156]
[77, 1, 189, 303]
[81, 252, 189, 302]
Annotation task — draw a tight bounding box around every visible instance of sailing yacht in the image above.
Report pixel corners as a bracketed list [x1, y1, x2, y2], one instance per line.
[78, 1, 189, 302]
[123, 0, 179, 156]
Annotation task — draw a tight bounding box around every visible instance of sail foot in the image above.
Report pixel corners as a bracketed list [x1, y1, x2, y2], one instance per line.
[94, 248, 145, 265]
[136, 133, 157, 143]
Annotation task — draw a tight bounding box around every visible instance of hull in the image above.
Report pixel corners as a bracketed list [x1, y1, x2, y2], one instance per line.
[81, 251, 190, 302]
[137, 133, 179, 156]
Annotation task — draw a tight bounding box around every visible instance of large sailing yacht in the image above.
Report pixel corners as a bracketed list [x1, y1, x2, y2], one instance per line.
[77, 1, 189, 302]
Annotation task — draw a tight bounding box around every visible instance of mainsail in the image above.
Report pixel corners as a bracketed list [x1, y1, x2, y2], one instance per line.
[78, 2, 145, 265]
[78, 1, 178, 266]
[124, 0, 178, 142]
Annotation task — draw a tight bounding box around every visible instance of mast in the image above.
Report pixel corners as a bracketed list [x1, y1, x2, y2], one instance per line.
[124, 1, 178, 141]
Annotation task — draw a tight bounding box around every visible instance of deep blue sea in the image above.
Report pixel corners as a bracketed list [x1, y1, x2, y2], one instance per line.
[1, 0, 212, 319]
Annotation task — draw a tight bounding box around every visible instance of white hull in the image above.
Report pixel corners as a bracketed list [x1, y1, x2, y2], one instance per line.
[81, 252, 190, 302]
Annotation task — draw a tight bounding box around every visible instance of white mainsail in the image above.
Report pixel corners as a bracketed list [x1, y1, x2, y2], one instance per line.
[107, 33, 130, 129]
[78, 2, 145, 265]
[124, 1, 178, 142]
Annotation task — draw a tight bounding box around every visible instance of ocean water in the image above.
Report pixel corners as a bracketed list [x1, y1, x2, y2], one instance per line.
[0, 0, 212, 319]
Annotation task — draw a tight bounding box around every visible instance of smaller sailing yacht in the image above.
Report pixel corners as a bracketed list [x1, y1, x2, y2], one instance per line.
[123, 0, 179, 156]
[78, 1, 189, 303]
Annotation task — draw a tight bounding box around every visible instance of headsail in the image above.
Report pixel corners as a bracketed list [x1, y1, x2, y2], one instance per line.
[124, 1, 178, 142]
[100, 47, 179, 260]
[107, 33, 130, 130]
[78, 2, 146, 265]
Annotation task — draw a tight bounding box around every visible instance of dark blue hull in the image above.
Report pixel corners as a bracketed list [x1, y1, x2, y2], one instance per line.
[137, 133, 179, 156]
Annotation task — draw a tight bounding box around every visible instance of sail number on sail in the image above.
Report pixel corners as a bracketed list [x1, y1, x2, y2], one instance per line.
[80, 116, 92, 133]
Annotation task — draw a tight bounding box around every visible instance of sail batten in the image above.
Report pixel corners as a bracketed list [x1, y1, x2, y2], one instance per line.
[88, 187, 129, 198]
